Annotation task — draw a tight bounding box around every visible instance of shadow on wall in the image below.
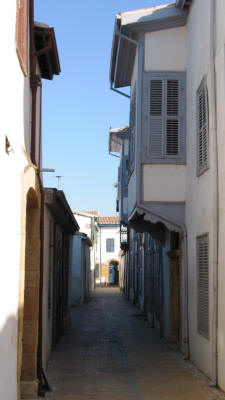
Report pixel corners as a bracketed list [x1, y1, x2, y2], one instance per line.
[0, 313, 18, 400]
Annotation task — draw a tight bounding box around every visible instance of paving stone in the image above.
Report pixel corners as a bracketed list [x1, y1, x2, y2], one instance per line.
[44, 287, 225, 400]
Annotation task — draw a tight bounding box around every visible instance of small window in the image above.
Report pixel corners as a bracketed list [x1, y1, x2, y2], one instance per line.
[197, 234, 209, 338]
[106, 238, 114, 253]
[196, 77, 209, 176]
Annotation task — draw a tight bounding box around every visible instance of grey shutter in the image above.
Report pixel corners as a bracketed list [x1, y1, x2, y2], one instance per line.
[197, 234, 209, 338]
[149, 79, 164, 158]
[197, 77, 209, 176]
[166, 80, 179, 156]
[143, 72, 186, 163]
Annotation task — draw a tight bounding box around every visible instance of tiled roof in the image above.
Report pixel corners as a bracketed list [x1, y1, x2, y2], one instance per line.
[81, 210, 99, 216]
[98, 216, 119, 225]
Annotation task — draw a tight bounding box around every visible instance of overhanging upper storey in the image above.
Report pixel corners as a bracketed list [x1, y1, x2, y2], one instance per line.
[110, 3, 188, 88]
[34, 22, 61, 80]
[109, 126, 129, 154]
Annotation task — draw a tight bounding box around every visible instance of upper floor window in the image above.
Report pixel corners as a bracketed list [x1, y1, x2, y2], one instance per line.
[142, 72, 186, 163]
[196, 77, 209, 176]
[106, 238, 114, 253]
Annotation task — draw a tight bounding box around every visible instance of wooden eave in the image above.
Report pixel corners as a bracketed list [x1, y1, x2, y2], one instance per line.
[34, 24, 61, 80]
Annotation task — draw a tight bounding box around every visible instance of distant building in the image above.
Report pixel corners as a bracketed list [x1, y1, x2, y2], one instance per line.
[95, 216, 120, 285]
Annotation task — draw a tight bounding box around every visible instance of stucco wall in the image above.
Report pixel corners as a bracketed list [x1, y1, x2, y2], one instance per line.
[185, 0, 213, 379]
[144, 26, 187, 72]
[0, 3, 32, 399]
[142, 165, 186, 202]
[215, 0, 225, 390]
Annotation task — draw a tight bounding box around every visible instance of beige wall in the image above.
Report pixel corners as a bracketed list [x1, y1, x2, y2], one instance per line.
[144, 26, 187, 72]
[142, 164, 186, 202]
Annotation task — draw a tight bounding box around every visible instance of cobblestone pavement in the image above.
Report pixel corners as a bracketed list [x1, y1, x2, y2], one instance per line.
[45, 287, 225, 400]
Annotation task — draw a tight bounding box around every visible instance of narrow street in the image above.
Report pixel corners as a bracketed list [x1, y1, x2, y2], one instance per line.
[45, 288, 224, 400]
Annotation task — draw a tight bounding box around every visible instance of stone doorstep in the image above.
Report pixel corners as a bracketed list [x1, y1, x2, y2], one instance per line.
[21, 379, 39, 399]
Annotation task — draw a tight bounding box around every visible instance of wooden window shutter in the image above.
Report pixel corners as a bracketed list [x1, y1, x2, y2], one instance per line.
[166, 80, 179, 156]
[16, 0, 29, 76]
[197, 77, 209, 176]
[149, 79, 164, 158]
[143, 73, 186, 163]
[197, 234, 209, 338]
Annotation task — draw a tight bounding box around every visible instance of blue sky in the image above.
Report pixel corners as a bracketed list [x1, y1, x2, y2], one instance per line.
[35, 0, 170, 215]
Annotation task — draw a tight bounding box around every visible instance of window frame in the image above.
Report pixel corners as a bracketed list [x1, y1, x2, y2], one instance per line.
[106, 238, 114, 253]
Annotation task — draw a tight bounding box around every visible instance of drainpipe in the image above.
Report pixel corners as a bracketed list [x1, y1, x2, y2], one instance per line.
[209, 0, 218, 387]
[30, 0, 45, 393]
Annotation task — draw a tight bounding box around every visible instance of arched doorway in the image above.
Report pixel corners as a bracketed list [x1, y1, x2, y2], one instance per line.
[108, 260, 119, 286]
[20, 187, 41, 399]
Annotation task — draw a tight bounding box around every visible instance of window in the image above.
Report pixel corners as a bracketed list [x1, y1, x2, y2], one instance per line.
[106, 238, 114, 253]
[197, 234, 209, 338]
[143, 72, 186, 163]
[197, 77, 209, 176]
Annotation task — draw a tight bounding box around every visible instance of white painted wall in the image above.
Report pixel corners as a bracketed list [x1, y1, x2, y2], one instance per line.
[144, 26, 187, 72]
[0, 3, 31, 399]
[185, 0, 213, 380]
[143, 164, 186, 202]
[96, 225, 120, 284]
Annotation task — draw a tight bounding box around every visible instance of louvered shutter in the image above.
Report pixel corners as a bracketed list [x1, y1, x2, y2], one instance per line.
[197, 77, 209, 176]
[197, 235, 209, 338]
[149, 79, 164, 158]
[166, 80, 179, 156]
[143, 73, 186, 163]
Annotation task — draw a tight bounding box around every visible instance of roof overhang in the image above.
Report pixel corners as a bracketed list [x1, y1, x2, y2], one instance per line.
[110, 3, 188, 88]
[176, 0, 192, 9]
[34, 22, 61, 80]
[45, 188, 79, 233]
[109, 126, 129, 153]
[128, 203, 185, 241]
